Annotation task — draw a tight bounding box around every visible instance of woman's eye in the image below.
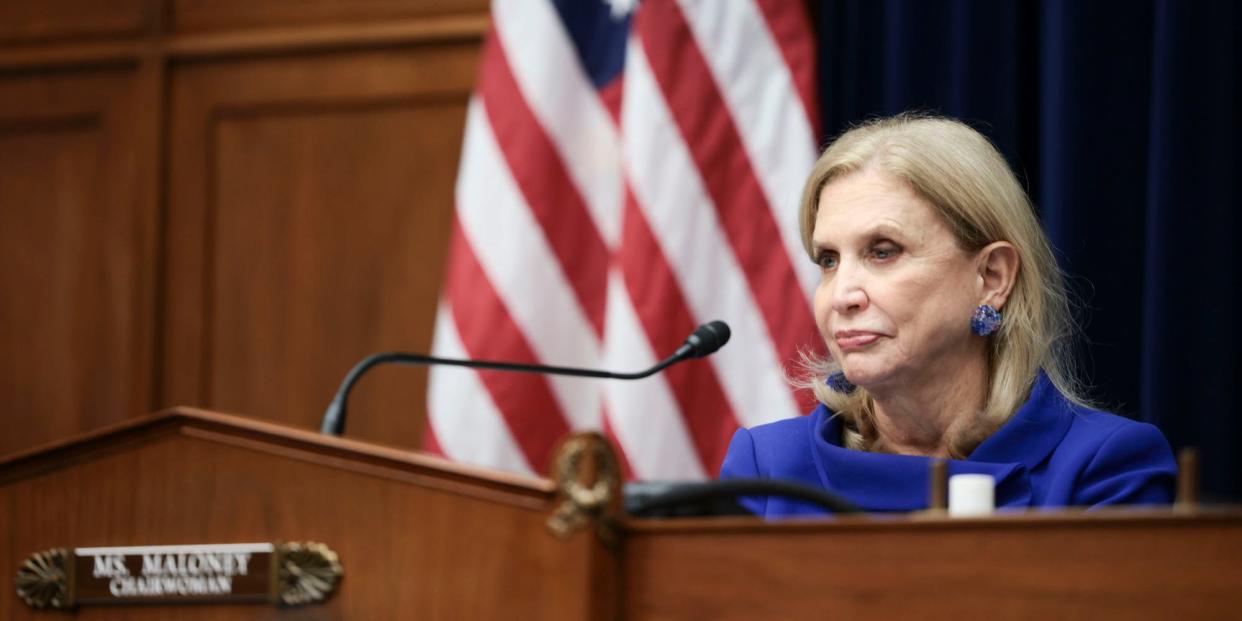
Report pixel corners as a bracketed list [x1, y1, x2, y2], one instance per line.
[816, 252, 838, 269]
[870, 243, 901, 261]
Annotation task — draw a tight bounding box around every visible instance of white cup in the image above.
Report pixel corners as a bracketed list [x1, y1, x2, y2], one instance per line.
[948, 474, 995, 517]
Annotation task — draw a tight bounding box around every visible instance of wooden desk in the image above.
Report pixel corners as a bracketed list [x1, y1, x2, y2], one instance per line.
[4, 409, 1238, 619]
[621, 510, 1242, 619]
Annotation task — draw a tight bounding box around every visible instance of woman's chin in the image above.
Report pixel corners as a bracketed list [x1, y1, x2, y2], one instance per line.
[840, 366, 897, 391]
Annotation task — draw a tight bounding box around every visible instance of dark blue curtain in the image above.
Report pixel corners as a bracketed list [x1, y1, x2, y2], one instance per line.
[815, 0, 1242, 499]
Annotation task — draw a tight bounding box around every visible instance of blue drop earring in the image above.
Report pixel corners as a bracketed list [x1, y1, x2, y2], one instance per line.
[971, 304, 1002, 336]
[826, 371, 856, 394]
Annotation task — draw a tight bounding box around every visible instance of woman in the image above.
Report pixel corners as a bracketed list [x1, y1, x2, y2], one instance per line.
[720, 114, 1176, 515]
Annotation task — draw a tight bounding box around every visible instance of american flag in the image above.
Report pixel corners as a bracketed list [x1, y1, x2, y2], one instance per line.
[424, 0, 821, 480]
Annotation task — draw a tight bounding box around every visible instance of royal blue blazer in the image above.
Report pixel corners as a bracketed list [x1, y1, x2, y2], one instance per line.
[719, 375, 1177, 516]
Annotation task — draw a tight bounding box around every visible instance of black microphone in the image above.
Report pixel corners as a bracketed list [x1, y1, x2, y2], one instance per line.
[319, 320, 731, 436]
[624, 479, 862, 517]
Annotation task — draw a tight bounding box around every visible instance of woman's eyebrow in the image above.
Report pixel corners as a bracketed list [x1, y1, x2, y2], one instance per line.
[861, 222, 907, 240]
[813, 222, 905, 247]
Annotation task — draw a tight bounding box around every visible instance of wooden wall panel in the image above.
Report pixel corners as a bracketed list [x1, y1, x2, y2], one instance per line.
[0, 68, 155, 456]
[171, 0, 489, 33]
[0, 1, 487, 458]
[164, 44, 478, 449]
[0, 0, 156, 45]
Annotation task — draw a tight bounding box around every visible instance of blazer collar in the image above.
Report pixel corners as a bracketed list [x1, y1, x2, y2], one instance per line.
[806, 374, 1069, 512]
[969, 373, 1074, 470]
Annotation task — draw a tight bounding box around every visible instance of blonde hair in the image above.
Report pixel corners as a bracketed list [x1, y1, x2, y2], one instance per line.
[798, 113, 1086, 457]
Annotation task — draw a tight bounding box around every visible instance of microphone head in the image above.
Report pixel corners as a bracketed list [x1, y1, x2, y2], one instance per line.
[684, 320, 731, 358]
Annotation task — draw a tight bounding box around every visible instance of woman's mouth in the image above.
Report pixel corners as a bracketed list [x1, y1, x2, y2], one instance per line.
[834, 330, 882, 351]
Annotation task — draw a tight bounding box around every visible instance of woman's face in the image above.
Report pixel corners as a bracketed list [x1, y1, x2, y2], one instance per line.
[811, 169, 985, 391]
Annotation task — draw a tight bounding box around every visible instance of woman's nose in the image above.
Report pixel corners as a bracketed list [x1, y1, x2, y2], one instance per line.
[830, 263, 869, 314]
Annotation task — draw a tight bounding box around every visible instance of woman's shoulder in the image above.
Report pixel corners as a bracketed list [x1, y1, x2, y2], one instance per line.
[740, 404, 828, 444]
[1045, 402, 1177, 505]
[1058, 401, 1168, 450]
[720, 406, 827, 479]
[1049, 399, 1175, 479]
[1021, 375, 1170, 455]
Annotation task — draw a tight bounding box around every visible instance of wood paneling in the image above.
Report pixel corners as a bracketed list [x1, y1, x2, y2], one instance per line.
[171, 0, 489, 33]
[0, 1, 487, 459]
[0, 0, 156, 45]
[0, 67, 156, 456]
[164, 45, 477, 448]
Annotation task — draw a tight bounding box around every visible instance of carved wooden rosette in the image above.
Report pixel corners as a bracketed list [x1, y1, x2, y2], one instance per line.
[273, 542, 343, 606]
[547, 432, 623, 543]
[15, 548, 73, 610]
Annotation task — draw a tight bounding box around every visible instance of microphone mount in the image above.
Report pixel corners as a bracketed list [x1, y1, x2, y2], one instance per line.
[319, 321, 731, 436]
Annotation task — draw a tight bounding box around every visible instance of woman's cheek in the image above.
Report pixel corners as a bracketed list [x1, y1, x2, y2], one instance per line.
[812, 287, 833, 335]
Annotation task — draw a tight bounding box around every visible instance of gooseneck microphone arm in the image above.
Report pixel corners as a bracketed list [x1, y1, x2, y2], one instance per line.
[319, 320, 731, 436]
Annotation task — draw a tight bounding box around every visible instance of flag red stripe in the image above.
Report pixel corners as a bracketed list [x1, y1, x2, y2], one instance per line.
[444, 218, 572, 470]
[636, 1, 817, 368]
[478, 26, 611, 337]
[619, 189, 740, 473]
[753, 0, 821, 140]
[420, 419, 447, 458]
[598, 76, 625, 127]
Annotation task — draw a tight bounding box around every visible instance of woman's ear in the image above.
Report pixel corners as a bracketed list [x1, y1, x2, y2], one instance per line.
[977, 241, 1019, 309]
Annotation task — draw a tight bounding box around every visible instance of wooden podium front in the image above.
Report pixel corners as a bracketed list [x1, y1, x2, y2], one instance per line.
[5, 409, 1241, 619]
[1, 409, 611, 619]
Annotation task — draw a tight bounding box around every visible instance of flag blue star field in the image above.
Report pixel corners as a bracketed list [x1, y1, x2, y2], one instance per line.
[426, 0, 822, 480]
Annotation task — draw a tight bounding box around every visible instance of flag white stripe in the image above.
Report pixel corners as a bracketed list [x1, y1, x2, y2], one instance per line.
[491, 0, 624, 248]
[428, 301, 535, 475]
[457, 98, 602, 430]
[622, 41, 800, 428]
[676, 0, 820, 297]
[602, 273, 707, 479]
